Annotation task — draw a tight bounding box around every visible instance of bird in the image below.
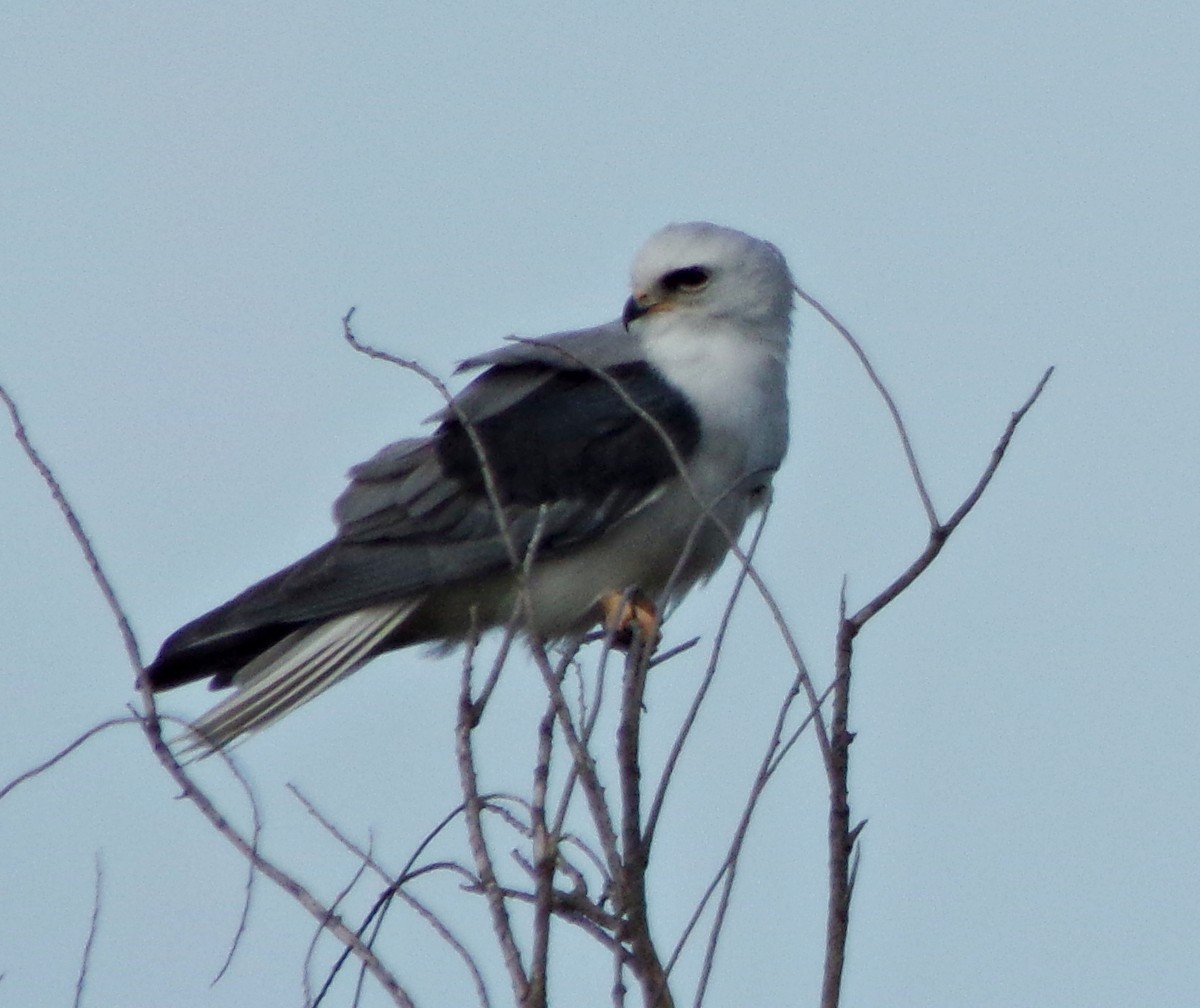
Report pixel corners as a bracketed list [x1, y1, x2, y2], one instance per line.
[145, 222, 795, 752]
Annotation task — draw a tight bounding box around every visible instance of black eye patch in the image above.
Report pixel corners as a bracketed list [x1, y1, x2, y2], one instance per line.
[661, 265, 710, 292]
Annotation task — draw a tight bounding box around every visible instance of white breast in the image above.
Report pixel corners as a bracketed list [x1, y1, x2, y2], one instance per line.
[641, 316, 790, 479]
[519, 313, 791, 638]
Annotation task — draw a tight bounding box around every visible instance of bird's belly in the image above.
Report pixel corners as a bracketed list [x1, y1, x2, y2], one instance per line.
[401, 458, 763, 646]
[522, 481, 751, 637]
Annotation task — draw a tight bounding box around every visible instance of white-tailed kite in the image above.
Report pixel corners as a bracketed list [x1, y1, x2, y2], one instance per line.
[146, 222, 795, 751]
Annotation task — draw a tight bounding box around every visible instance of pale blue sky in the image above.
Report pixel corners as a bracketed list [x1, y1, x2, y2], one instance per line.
[3, 2, 1198, 1006]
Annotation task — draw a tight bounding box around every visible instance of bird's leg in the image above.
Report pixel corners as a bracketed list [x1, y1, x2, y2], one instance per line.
[600, 588, 662, 654]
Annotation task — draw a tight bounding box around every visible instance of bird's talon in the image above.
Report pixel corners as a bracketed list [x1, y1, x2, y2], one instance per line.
[600, 589, 662, 653]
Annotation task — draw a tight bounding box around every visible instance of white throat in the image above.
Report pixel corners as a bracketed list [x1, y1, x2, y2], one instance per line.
[639, 313, 790, 476]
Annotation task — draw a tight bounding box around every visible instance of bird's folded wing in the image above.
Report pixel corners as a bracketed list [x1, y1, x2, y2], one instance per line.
[149, 337, 700, 689]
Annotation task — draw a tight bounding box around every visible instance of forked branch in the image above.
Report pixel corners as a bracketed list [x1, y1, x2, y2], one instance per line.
[1, 379, 416, 1007]
[800, 283, 1054, 1008]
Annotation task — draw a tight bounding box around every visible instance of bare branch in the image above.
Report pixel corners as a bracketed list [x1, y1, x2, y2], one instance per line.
[455, 647, 530, 1003]
[529, 699, 557, 1008]
[797, 287, 1055, 1008]
[616, 643, 674, 1008]
[644, 508, 769, 851]
[0, 718, 138, 802]
[73, 853, 103, 1008]
[822, 606, 856, 1008]
[475, 617, 521, 720]
[795, 285, 939, 527]
[306, 839, 376, 1008]
[198, 730, 265, 987]
[289, 783, 392, 884]
[687, 677, 836, 1007]
[528, 641, 622, 879]
[848, 365, 1054, 632]
[395, 888, 493, 1008]
[3, 379, 416, 1007]
[645, 637, 700, 669]
[342, 310, 522, 569]
[1, 382, 143, 672]
[504, 338, 832, 773]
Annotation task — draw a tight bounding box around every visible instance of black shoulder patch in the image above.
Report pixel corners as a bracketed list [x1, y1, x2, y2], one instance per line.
[436, 361, 701, 505]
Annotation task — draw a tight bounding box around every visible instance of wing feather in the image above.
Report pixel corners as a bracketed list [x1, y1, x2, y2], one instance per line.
[179, 601, 420, 754]
[146, 339, 700, 691]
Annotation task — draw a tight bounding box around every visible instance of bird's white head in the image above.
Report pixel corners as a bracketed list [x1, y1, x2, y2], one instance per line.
[624, 222, 795, 344]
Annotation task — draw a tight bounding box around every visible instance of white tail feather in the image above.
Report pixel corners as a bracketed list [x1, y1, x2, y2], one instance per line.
[178, 601, 420, 756]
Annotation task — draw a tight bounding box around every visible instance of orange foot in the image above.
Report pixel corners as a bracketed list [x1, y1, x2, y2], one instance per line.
[600, 589, 662, 654]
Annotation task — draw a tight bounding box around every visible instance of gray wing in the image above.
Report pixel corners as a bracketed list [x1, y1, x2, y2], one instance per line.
[328, 324, 700, 568]
[145, 324, 700, 689]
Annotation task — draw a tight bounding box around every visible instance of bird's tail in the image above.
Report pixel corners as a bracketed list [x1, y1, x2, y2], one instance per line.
[177, 600, 420, 757]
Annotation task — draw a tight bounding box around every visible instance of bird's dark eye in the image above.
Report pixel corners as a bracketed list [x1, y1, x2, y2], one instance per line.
[661, 266, 710, 292]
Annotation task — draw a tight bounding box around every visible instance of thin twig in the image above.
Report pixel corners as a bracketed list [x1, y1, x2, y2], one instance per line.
[3, 379, 416, 1007]
[289, 783, 393, 883]
[396, 888, 493, 1008]
[687, 678, 836, 1006]
[73, 854, 103, 1008]
[505, 338, 832, 773]
[306, 840, 376, 1008]
[544, 631, 619, 856]
[162, 758, 414, 1004]
[529, 698, 556, 1008]
[199, 731, 265, 987]
[822, 586, 855, 1008]
[301, 788, 484, 1003]
[528, 641, 622, 879]
[795, 285, 939, 527]
[663, 679, 834, 996]
[646, 637, 700, 670]
[644, 508, 769, 851]
[0, 718, 138, 802]
[342, 310, 522, 569]
[1, 383, 142, 672]
[803, 290, 1054, 1008]
[848, 366, 1055, 630]
[313, 854, 488, 1002]
[475, 616, 521, 720]
[497, 886, 623, 947]
[455, 647, 530, 1003]
[616, 641, 674, 1008]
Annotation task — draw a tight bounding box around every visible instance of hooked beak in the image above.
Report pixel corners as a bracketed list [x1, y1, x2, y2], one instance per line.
[623, 293, 668, 330]
[622, 296, 647, 329]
